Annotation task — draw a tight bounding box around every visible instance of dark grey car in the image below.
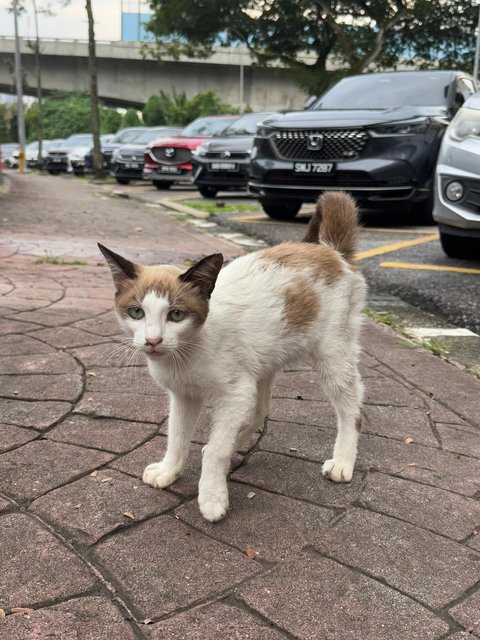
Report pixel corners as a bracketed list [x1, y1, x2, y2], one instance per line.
[192, 112, 277, 198]
[248, 71, 477, 220]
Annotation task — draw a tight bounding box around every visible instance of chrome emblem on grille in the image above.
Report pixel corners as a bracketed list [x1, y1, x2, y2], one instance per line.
[222, 150, 231, 158]
[306, 133, 324, 151]
[165, 148, 175, 158]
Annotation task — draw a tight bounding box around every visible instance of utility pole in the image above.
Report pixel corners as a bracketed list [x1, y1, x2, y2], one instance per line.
[85, 0, 103, 179]
[12, 0, 27, 173]
[32, 0, 44, 168]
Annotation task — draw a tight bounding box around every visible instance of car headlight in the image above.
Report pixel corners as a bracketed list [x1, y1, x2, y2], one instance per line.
[112, 149, 122, 160]
[370, 119, 430, 135]
[192, 144, 209, 157]
[448, 107, 480, 141]
[255, 124, 275, 138]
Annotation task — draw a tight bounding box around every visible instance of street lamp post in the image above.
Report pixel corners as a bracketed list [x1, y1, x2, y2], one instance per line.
[12, 0, 26, 173]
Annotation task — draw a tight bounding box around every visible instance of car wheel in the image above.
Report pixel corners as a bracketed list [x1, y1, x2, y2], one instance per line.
[198, 186, 218, 198]
[153, 180, 172, 190]
[73, 170, 84, 177]
[440, 231, 478, 259]
[47, 169, 60, 175]
[260, 199, 301, 220]
[115, 177, 130, 185]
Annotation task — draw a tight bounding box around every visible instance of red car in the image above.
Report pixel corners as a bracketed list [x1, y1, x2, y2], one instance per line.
[143, 115, 238, 189]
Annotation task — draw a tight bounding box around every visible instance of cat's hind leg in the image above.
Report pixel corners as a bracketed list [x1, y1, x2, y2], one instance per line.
[143, 392, 203, 489]
[319, 358, 363, 483]
[235, 374, 273, 450]
[199, 378, 257, 521]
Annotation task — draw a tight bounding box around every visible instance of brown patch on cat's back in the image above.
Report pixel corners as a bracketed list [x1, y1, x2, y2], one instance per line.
[258, 243, 344, 284]
[283, 278, 320, 330]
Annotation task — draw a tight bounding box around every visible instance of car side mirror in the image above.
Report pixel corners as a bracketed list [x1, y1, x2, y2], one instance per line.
[304, 96, 318, 110]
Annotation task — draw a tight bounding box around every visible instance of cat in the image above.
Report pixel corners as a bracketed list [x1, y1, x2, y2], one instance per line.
[99, 191, 366, 522]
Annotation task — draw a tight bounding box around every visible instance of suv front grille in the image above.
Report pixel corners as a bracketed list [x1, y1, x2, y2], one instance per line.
[150, 147, 192, 164]
[272, 129, 368, 161]
[264, 170, 376, 187]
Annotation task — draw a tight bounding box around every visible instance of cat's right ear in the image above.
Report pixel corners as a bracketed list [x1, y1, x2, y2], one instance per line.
[97, 243, 138, 291]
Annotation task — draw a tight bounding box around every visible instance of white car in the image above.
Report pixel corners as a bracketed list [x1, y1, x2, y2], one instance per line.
[433, 92, 480, 258]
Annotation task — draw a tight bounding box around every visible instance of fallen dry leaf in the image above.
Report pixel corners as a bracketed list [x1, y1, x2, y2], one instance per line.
[73, 503, 83, 510]
[289, 447, 298, 452]
[135, 226, 143, 232]
[403, 437, 414, 444]
[143, 619, 153, 625]
[86, 371, 97, 377]
[0, 608, 5, 620]
[11, 608, 33, 615]
[246, 545, 256, 560]
[89, 470, 98, 477]
[407, 463, 417, 467]
[101, 477, 113, 483]
[123, 512, 135, 520]
[472, 529, 478, 537]
[246, 491, 256, 499]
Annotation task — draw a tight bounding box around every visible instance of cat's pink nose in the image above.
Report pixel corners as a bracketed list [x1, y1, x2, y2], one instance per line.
[145, 337, 163, 347]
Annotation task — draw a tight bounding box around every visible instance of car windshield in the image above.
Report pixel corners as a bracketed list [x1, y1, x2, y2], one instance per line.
[133, 128, 179, 144]
[314, 73, 452, 109]
[26, 142, 39, 151]
[181, 116, 237, 137]
[111, 129, 146, 144]
[217, 112, 276, 136]
[63, 135, 93, 147]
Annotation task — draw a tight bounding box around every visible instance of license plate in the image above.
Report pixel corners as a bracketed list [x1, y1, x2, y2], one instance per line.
[294, 162, 334, 174]
[210, 162, 238, 171]
[53, 158, 62, 163]
[125, 162, 139, 169]
[159, 165, 180, 173]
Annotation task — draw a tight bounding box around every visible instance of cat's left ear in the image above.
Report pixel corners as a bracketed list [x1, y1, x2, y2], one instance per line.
[179, 253, 223, 299]
[98, 243, 138, 291]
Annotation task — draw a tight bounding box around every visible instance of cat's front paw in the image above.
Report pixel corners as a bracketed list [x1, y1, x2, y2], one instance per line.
[198, 489, 229, 522]
[143, 461, 181, 489]
[322, 458, 354, 483]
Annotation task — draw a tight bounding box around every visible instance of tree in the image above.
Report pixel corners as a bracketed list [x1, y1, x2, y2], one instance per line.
[145, 1, 479, 95]
[122, 108, 142, 127]
[40, 94, 91, 138]
[142, 89, 239, 126]
[85, 0, 102, 178]
[0, 105, 13, 143]
[101, 107, 122, 133]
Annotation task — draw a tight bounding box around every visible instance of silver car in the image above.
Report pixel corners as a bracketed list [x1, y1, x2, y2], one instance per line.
[434, 92, 480, 258]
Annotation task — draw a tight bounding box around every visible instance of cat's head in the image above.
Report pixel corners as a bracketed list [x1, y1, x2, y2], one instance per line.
[98, 244, 223, 359]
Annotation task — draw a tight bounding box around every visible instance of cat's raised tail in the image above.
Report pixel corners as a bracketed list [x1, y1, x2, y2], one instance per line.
[302, 191, 359, 263]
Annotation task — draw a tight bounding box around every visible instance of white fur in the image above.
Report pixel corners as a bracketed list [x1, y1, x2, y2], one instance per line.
[133, 251, 366, 522]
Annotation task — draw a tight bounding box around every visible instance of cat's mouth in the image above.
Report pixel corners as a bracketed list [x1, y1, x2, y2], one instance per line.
[144, 347, 166, 359]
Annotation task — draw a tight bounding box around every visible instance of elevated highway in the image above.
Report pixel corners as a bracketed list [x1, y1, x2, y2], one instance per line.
[0, 36, 307, 110]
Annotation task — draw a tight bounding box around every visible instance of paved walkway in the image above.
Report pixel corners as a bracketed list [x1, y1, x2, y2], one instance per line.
[1, 173, 480, 639]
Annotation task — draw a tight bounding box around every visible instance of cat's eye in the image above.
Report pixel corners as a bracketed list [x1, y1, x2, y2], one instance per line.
[127, 306, 144, 320]
[168, 309, 186, 322]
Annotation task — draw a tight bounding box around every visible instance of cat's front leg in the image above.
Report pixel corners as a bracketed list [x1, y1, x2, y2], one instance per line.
[198, 380, 257, 522]
[143, 392, 203, 489]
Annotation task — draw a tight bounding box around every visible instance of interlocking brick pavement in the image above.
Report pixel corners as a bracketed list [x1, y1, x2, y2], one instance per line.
[1, 172, 480, 638]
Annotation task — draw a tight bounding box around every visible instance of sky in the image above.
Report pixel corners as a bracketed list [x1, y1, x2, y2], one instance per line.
[0, 0, 132, 41]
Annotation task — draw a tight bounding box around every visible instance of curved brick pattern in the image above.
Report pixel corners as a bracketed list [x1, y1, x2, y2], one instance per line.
[70, 341, 132, 369]
[0, 398, 72, 430]
[147, 601, 289, 639]
[363, 404, 437, 446]
[436, 423, 480, 459]
[231, 451, 362, 508]
[0, 496, 12, 512]
[0, 514, 97, 610]
[0, 352, 81, 375]
[0, 596, 137, 639]
[93, 516, 260, 619]
[47, 414, 157, 454]
[74, 391, 168, 423]
[0, 440, 113, 500]
[363, 376, 424, 408]
[272, 370, 330, 401]
[0, 373, 83, 402]
[85, 366, 161, 396]
[0, 318, 45, 334]
[237, 556, 449, 640]
[315, 509, 480, 608]
[450, 591, 480, 637]
[267, 397, 337, 428]
[0, 423, 38, 453]
[361, 473, 480, 541]
[177, 483, 333, 561]
[0, 334, 55, 355]
[260, 421, 337, 461]
[74, 312, 124, 337]
[31, 469, 180, 544]
[33, 325, 112, 349]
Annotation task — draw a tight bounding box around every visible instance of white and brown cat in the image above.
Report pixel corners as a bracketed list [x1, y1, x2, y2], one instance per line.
[99, 191, 366, 522]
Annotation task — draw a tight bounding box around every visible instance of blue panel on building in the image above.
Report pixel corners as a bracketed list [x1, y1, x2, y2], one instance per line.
[121, 12, 154, 42]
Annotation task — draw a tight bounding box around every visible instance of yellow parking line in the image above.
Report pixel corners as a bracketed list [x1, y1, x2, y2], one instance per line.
[355, 233, 438, 261]
[380, 261, 480, 275]
[231, 214, 303, 226]
[361, 227, 436, 235]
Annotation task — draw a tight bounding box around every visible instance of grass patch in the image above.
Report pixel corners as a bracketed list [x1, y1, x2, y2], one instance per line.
[470, 366, 480, 380]
[35, 254, 88, 266]
[183, 201, 256, 216]
[363, 307, 399, 328]
[416, 339, 450, 358]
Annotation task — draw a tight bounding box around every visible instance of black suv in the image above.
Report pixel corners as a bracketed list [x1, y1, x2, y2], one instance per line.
[248, 71, 476, 220]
